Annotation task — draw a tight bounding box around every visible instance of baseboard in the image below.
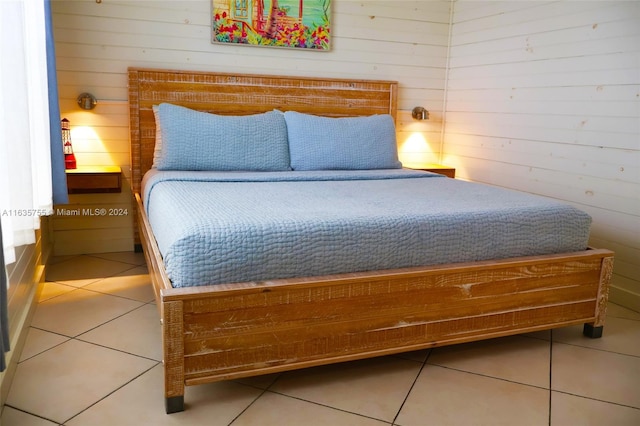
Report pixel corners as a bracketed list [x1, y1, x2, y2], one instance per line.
[609, 284, 640, 313]
[0, 264, 45, 409]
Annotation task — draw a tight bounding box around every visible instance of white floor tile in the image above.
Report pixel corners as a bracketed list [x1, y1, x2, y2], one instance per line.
[552, 342, 640, 408]
[89, 251, 146, 266]
[0, 406, 58, 426]
[551, 391, 640, 426]
[18, 328, 69, 362]
[553, 317, 640, 357]
[37, 281, 76, 302]
[270, 356, 422, 422]
[78, 304, 162, 361]
[83, 266, 155, 303]
[45, 255, 136, 287]
[608, 303, 640, 321]
[31, 288, 143, 337]
[234, 391, 389, 426]
[6, 339, 157, 424]
[427, 335, 551, 388]
[65, 364, 264, 426]
[397, 365, 549, 426]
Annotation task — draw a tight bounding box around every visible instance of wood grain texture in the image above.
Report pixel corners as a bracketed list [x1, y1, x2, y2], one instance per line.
[176, 253, 606, 383]
[162, 300, 184, 400]
[128, 67, 397, 196]
[128, 68, 614, 413]
[593, 255, 614, 327]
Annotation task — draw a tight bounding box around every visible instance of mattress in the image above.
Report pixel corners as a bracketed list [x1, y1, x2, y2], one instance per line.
[142, 169, 592, 288]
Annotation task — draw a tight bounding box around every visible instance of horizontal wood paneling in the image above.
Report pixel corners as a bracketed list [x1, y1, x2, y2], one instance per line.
[444, 0, 640, 310]
[152, 248, 612, 388]
[51, 0, 451, 255]
[1, 223, 48, 405]
[52, 0, 450, 108]
[52, 0, 638, 312]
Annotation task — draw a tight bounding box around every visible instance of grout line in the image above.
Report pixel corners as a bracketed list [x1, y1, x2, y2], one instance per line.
[425, 362, 551, 392]
[550, 328, 640, 413]
[1, 404, 60, 425]
[73, 337, 162, 364]
[69, 281, 153, 304]
[392, 349, 432, 425]
[227, 387, 270, 425]
[550, 390, 640, 412]
[551, 340, 640, 359]
[16, 326, 72, 363]
[48, 253, 146, 284]
[27, 321, 162, 364]
[85, 252, 147, 267]
[29, 296, 160, 362]
[61, 363, 160, 425]
[229, 358, 406, 425]
[256, 389, 393, 425]
[608, 314, 640, 323]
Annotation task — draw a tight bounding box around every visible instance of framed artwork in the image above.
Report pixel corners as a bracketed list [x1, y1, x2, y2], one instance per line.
[212, 0, 331, 50]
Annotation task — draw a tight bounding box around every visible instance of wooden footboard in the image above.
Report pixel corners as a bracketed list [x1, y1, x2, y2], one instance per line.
[135, 194, 614, 414]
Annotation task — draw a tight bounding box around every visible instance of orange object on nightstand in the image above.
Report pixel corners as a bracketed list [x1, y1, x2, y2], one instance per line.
[61, 118, 77, 169]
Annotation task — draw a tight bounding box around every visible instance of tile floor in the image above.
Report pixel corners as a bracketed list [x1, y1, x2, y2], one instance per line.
[2, 252, 639, 426]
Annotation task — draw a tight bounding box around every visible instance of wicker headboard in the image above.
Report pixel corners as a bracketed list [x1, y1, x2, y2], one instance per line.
[127, 67, 398, 195]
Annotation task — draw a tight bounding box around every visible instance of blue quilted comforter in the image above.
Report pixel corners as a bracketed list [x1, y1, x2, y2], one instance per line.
[142, 169, 591, 288]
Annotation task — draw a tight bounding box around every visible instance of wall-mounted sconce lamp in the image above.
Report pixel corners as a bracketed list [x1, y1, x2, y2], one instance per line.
[77, 92, 97, 110]
[411, 106, 429, 120]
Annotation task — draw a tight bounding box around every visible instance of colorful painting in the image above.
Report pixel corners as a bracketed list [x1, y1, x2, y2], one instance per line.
[212, 0, 331, 50]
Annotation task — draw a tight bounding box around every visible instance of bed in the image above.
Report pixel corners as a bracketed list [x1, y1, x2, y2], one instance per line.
[128, 67, 614, 414]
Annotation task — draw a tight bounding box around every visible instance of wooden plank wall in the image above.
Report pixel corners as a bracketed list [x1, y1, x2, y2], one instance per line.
[1, 224, 49, 406]
[50, 0, 638, 311]
[443, 1, 640, 310]
[50, 0, 451, 255]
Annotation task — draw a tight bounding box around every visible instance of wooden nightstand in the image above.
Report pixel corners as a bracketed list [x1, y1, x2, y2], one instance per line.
[407, 164, 455, 178]
[66, 166, 122, 194]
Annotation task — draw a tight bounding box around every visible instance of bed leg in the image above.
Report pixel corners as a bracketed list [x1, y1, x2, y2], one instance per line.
[165, 395, 184, 414]
[583, 256, 613, 340]
[163, 300, 185, 413]
[583, 323, 603, 339]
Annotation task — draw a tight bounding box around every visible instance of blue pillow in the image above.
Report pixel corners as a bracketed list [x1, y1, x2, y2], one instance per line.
[284, 111, 402, 170]
[155, 103, 291, 171]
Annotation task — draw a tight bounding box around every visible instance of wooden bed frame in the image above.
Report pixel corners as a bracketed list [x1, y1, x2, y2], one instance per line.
[128, 67, 614, 414]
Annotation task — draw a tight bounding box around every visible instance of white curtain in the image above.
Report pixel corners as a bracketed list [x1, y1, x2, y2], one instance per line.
[0, 0, 53, 265]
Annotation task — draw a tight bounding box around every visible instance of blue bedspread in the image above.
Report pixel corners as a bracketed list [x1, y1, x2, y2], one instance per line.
[142, 169, 592, 288]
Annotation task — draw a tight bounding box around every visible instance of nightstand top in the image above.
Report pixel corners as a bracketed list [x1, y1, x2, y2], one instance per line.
[405, 163, 455, 178]
[406, 163, 452, 170]
[65, 165, 122, 174]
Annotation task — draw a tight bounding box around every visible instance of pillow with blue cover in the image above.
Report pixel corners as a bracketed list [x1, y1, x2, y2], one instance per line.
[155, 103, 291, 171]
[284, 111, 402, 171]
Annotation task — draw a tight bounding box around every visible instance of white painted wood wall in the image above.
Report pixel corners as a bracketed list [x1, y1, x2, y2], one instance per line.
[51, 0, 450, 255]
[51, 0, 639, 309]
[444, 0, 640, 310]
[1, 225, 49, 404]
